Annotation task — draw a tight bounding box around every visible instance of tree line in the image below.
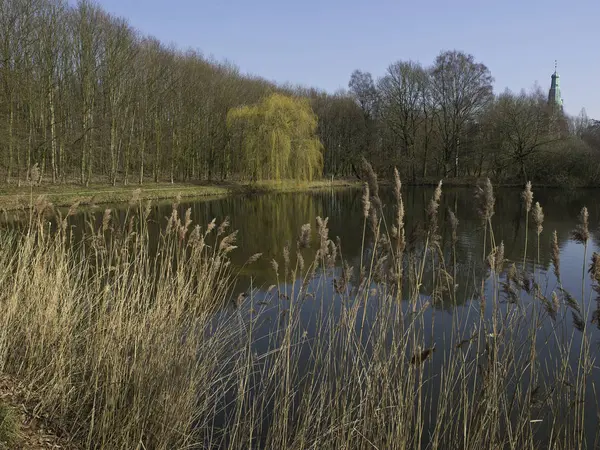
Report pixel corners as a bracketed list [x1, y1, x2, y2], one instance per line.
[348, 56, 600, 185]
[2, 0, 600, 186]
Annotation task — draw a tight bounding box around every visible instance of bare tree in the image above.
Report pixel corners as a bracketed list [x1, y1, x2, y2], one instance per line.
[378, 60, 429, 181]
[488, 87, 565, 181]
[430, 50, 494, 177]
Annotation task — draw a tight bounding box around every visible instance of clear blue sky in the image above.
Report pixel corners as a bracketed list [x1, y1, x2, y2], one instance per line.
[79, 0, 600, 119]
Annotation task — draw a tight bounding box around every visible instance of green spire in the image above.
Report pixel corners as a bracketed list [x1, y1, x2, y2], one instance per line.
[548, 60, 563, 109]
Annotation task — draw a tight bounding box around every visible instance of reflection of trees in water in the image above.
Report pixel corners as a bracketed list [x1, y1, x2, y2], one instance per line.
[54, 186, 600, 299]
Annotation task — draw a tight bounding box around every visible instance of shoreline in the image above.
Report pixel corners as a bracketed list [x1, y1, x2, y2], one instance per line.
[0, 179, 360, 211]
[0, 177, 591, 212]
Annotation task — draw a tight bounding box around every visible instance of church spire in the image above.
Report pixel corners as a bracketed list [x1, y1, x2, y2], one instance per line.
[548, 60, 563, 110]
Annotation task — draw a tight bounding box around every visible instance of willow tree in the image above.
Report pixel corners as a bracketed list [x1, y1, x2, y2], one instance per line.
[226, 93, 323, 182]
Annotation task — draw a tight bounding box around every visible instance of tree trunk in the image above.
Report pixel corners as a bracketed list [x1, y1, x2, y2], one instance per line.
[110, 115, 117, 186]
[153, 112, 160, 183]
[81, 130, 87, 185]
[454, 136, 460, 177]
[7, 101, 14, 183]
[49, 78, 57, 183]
[139, 119, 145, 185]
[520, 159, 527, 183]
[170, 126, 176, 184]
[85, 110, 93, 187]
[41, 109, 47, 184]
[124, 113, 134, 186]
[27, 101, 33, 182]
[59, 140, 64, 183]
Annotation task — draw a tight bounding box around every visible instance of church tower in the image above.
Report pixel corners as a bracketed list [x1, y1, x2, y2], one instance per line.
[548, 61, 563, 110]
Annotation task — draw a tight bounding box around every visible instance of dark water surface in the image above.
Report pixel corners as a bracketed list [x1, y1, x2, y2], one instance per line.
[5, 185, 600, 447]
[48, 185, 600, 300]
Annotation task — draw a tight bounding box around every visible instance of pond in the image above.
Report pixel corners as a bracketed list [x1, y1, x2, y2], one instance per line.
[51, 184, 600, 303]
[4, 184, 600, 448]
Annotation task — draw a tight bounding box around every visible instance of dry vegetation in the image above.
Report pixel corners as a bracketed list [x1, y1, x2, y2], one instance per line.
[0, 175, 359, 212]
[0, 161, 598, 449]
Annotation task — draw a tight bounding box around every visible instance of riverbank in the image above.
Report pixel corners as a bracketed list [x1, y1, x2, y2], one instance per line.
[0, 175, 588, 212]
[0, 179, 359, 211]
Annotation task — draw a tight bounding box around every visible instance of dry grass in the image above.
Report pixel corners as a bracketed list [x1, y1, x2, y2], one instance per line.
[0, 168, 598, 449]
[0, 179, 359, 211]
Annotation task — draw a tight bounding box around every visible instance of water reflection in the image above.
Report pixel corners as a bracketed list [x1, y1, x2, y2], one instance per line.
[43, 186, 600, 354]
[13, 186, 600, 307]
[3, 185, 600, 447]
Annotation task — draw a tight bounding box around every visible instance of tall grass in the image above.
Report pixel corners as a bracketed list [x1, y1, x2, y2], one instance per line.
[0, 170, 598, 449]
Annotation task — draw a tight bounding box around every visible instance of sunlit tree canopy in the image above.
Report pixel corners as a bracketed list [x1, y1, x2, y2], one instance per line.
[227, 93, 324, 182]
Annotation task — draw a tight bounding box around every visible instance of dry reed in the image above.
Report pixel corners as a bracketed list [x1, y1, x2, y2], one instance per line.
[0, 176, 596, 450]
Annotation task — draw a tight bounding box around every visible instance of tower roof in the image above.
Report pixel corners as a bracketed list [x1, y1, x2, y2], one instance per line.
[548, 60, 563, 109]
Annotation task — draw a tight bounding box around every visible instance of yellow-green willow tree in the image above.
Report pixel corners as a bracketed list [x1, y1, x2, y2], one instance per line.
[227, 93, 324, 181]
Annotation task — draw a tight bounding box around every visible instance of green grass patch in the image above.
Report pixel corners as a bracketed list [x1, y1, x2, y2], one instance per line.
[0, 179, 359, 211]
[0, 401, 19, 449]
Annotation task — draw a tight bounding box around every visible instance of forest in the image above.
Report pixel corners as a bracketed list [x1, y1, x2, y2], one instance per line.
[2, 0, 600, 187]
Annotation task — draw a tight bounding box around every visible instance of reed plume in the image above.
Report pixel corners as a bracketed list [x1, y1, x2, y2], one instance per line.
[143, 200, 152, 220]
[521, 181, 533, 268]
[572, 312, 585, 332]
[425, 181, 443, 243]
[316, 216, 330, 255]
[102, 209, 112, 233]
[532, 202, 544, 235]
[589, 252, 600, 285]
[475, 178, 495, 262]
[551, 291, 560, 315]
[393, 168, 406, 253]
[362, 183, 370, 219]
[283, 244, 290, 275]
[271, 259, 279, 275]
[219, 230, 238, 254]
[545, 291, 560, 321]
[361, 157, 381, 212]
[247, 253, 262, 264]
[297, 252, 305, 273]
[522, 181, 533, 213]
[129, 188, 141, 206]
[572, 206, 590, 302]
[503, 263, 520, 304]
[361, 158, 382, 235]
[572, 207, 589, 244]
[531, 201, 544, 270]
[475, 178, 495, 223]
[298, 223, 312, 249]
[495, 242, 505, 273]
[217, 216, 230, 236]
[360, 182, 370, 275]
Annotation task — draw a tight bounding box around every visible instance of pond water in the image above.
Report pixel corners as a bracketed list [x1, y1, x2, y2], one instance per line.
[48, 185, 600, 302]
[4, 185, 600, 447]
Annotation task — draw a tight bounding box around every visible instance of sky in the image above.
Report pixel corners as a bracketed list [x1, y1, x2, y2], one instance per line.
[73, 0, 600, 119]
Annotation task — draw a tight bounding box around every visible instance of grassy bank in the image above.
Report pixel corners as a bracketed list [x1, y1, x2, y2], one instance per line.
[0, 168, 597, 448]
[0, 179, 359, 211]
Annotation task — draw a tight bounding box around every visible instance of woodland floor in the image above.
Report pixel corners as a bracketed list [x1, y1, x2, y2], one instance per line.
[0, 375, 77, 449]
